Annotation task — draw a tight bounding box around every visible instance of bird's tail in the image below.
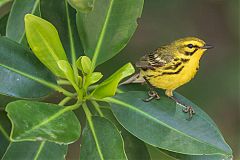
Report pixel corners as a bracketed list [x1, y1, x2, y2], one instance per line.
[119, 72, 145, 86]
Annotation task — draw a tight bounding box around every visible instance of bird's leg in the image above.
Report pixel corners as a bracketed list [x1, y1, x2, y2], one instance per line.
[119, 73, 140, 86]
[166, 89, 195, 120]
[143, 77, 160, 102]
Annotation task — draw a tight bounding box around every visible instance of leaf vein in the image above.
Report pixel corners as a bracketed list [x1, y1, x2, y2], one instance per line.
[107, 97, 226, 153]
[34, 141, 45, 160]
[92, 0, 115, 67]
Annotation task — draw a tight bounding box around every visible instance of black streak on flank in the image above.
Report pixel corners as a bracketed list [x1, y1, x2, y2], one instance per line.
[164, 62, 182, 70]
[141, 65, 156, 71]
[146, 74, 154, 78]
[174, 58, 180, 61]
[181, 58, 190, 63]
[161, 66, 184, 75]
[184, 48, 198, 56]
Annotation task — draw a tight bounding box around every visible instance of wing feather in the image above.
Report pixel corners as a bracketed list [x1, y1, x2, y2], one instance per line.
[135, 47, 174, 70]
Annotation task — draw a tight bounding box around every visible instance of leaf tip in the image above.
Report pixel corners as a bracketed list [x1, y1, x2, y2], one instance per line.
[24, 14, 36, 23]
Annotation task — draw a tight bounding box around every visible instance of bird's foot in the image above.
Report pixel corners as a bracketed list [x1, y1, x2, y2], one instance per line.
[182, 106, 195, 120]
[170, 96, 196, 120]
[143, 90, 160, 102]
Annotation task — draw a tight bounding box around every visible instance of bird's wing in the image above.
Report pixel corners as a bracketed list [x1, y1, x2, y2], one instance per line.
[135, 47, 174, 70]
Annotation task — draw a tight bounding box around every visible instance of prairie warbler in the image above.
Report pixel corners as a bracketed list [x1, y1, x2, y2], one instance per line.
[127, 37, 213, 119]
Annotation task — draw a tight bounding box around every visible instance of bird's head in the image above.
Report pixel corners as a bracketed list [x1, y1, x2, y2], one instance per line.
[172, 37, 213, 57]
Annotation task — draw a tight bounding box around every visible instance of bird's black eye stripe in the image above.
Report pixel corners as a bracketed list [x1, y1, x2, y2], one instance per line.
[187, 44, 194, 48]
[186, 44, 200, 49]
[184, 48, 198, 56]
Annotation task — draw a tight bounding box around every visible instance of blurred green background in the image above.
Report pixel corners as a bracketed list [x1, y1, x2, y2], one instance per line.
[99, 0, 240, 158]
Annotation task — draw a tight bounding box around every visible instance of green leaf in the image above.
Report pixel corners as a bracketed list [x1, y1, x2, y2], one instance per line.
[158, 148, 233, 160]
[85, 72, 103, 86]
[89, 72, 103, 84]
[25, 14, 68, 78]
[0, 37, 56, 99]
[91, 63, 135, 99]
[6, 0, 40, 43]
[147, 145, 175, 160]
[107, 89, 232, 156]
[40, 0, 83, 65]
[147, 144, 232, 160]
[76, 0, 144, 67]
[0, 111, 11, 158]
[100, 107, 151, 160]
[80, 116, 127, 160]
[6, 100, 81, 144]
[2, 141, 67, 160]
[67, 0, 94, 13]
[76, 56, 92, 74]
[57, 60, 76, 86]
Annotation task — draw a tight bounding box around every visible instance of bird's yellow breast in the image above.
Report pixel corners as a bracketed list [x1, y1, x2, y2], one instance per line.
[141, 51, 203, 90]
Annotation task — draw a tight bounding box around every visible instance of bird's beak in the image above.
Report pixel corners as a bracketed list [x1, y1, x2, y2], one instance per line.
[201, 44, 214, 49]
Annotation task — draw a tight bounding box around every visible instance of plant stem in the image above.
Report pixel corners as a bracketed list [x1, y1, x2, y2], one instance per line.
[66, 99, 82, 111]
[57, 79, 72, 86]
[71, 82, 81, 96]
[87, 84, 98, 91]
[82, 103, 104, 160]
[82, 102, 92, 118]
[54, 86, 75, 97]
[91, 101, 104, 117]
[90, 97, 109, 103]
[93, 102, 104, 116]
[58, 97, 72, 106]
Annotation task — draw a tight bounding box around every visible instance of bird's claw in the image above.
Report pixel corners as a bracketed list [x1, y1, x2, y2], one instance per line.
[182, 106, 195, 120]
[143, 90, 160, 102]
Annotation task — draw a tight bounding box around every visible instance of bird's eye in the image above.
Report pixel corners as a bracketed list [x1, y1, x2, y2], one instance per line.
[187, 44, 194, 48]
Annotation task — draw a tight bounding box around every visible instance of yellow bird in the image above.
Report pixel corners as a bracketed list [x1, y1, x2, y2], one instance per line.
[134, 37, 213, 119]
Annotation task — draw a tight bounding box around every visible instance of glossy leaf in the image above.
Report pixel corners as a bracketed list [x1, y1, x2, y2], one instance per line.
[88, 72, 103, 84]
[77, 0, 144, 67]
[147, 145, 175, 160]
[58, 60, 75, 85]
[76, 56, 92, 74]
[91, 63, 135, 99]
[147, 145, 232, 160]
[40, 0, 83, 64]
[107, 89, 232, 156]
[0, 37, 56, 99]
[68, 0, 94, 13]
[84, 72, 103, 89]
[6, 100, 81, 144]
[80, 116, 127, 160]
[159, 148, 233, 160]
[6, 0, 39, 43]
[2, 141, 67, 160]
[100, 107, 151, 160]
[0, 111, 11, 158]
[25, 14, 68, 78]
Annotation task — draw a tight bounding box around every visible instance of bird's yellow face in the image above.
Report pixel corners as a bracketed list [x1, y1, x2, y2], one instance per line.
[172, 37, 213, 58]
